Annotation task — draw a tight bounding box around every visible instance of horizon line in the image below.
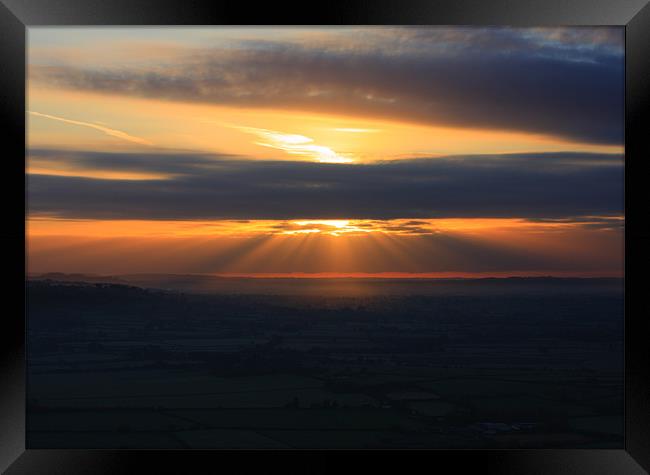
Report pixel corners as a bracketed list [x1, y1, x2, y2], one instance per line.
[29, 271, 624, 280]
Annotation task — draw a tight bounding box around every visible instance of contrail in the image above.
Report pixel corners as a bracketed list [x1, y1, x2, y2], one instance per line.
[28, 111, 153, 146]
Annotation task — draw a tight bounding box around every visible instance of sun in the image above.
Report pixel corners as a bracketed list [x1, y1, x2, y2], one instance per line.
[283, 220, 373, 236]
[294, 220, 350, 228]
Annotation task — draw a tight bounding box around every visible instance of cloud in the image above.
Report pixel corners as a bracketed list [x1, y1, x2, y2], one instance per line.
[526, 215, 624, 230]
[29, 27, 624, 145]
[232, 126, 352, 163]
[28, 111, 153, 146]
[382, 26, 624, 57]
[27, 149, 623, 221]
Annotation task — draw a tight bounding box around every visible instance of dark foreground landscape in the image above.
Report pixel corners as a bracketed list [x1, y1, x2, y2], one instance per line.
[27, 276, 623, 449]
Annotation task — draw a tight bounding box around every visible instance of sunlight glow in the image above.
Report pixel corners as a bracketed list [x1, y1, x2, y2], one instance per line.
[26, 216, 624, 277]
[26, 167, 170, 181]
[286, 220, 372, 236]
[27, 217, 623, 239]
[234, 126, 354, 163]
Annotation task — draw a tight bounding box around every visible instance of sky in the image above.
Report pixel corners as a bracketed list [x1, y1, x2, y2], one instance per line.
[26, 27, 624, 277]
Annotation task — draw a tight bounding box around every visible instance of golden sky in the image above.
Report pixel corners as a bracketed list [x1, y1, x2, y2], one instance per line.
[26, 27, 624, 277]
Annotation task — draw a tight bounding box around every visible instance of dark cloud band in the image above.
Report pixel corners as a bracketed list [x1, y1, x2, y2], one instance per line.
[27, 149, 623, 221]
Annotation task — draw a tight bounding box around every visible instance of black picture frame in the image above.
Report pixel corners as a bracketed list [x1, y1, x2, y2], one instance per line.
[2, 0, 649, 473]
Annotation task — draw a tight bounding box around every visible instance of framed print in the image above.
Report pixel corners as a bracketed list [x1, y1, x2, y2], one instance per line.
[1, 0, 649, 473]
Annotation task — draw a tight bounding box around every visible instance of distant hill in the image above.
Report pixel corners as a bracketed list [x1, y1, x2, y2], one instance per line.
[30, 272, 128, 284]
[27, 273, 623, 297]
